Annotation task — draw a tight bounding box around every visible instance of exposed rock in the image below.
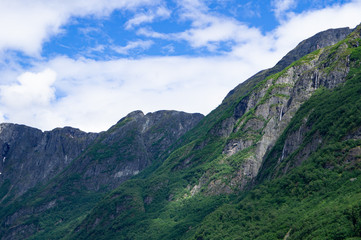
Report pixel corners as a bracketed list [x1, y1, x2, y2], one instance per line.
[2, 223, 37, 240]
[0, 110, 203, 239]
[344, 146, 361, 168]
[346, 126, 361, 140]
[223, 27, 352, 105]
[200, 28, 355, 193]
[0, 124, 98, 199]
[64, 110, 203, 191]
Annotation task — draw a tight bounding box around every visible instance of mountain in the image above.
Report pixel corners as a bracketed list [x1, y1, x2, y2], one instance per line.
[0, 24, 360, 239]
[0, 124, 98, 199]
[0, 110, 203, 239]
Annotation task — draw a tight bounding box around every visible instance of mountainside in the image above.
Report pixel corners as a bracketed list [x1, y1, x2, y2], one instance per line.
[0, 110, 203, 239]
[67, 25, 361, 239]
[0, 124, 98, 199]
[0, 25, 360, 240]
[223, 27, 352, 106]
[56, 110, 204, 192]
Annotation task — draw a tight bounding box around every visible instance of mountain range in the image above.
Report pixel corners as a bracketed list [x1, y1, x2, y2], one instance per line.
[0, 24, 360, 239]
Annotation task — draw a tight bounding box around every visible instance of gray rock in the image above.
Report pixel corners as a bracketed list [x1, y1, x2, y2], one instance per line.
[0, 124, 98, 199]
[67, 110, 204, 191]
[194, 27, 355, 193]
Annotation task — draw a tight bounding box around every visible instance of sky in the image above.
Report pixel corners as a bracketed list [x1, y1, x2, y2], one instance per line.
[0, 0, 360, 132]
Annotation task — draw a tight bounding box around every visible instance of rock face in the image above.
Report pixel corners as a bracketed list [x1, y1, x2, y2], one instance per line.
[190, 27, 356, 194]
[64, 110, 204, 191]
[0, 124, 98, 199]
[224, 27, 352, 105]
[0, 110, 203, 199]
[0, 110, 203, 239]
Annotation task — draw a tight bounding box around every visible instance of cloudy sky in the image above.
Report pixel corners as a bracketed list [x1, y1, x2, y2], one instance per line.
[0, 0, 360, 132]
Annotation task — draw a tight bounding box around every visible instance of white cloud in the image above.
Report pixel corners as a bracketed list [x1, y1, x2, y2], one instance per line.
[48, 55, 257, 132]
[162, 44, 175, 54]
[125, 13, 156, 30]
[175, 18, 261, 51]
[271, 0, 361, 56]
[0, 55, 258, 132]
[112, 40, 154, 55]
[0, 69, 56, 108]
[0, 0, 159, 56]
[0, 69, 58, 129]
[137, 27, 169, 39]
[137, 0, 263, 52]
[125, 6, 171, 29]
[272, 0, 297, 20]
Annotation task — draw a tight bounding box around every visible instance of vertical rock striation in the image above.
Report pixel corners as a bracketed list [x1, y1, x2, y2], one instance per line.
[0, 124, 98, 199]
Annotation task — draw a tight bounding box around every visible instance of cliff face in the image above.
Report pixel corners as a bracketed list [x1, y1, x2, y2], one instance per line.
[62, 110, 204, 191]
[0, 124, 98, 199]
[0, 110, 203, 240]
[223, 27, 352, 105]
[173, 27, 355, 195]
[213, 37, 351, 192]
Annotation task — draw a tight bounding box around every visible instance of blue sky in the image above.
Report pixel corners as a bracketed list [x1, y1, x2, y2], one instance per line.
[0, 0, 360, 132]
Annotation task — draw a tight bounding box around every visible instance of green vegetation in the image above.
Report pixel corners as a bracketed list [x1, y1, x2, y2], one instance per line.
[0, 179, 10, 200]
[0, 171, 105, 240]
[1, 26, 361, 240]
[67, 29, 361, 240]
[191, 37, 361, 240]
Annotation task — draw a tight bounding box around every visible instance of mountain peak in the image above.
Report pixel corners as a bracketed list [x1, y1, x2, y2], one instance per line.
[1, 26, 361, 240]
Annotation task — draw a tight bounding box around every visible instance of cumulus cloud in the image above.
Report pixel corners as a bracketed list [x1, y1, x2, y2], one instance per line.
[0, 69, 57, 129]
[125, 6, 171, 29]
[18, 55, 255, 132]
[0, 0, 159, 56]
[137, 0, 263, 52]
[272, 0, 297, 20]
[0, 69, 56, 108]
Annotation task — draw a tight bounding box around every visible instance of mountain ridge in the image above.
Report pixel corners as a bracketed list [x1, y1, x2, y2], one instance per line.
[0, 24, 360, 239]
[67, 24, 361, 239]
[0, 110, 202, 202]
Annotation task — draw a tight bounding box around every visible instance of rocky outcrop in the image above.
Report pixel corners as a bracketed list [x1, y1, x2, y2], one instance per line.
[0, 110, 203, 200]
[65, 110, 204, 191]
[195, 27, 357, 194]
[0, 110, 203, 239]
[0, 124, 98, 200]
[223, 27, 352, 105]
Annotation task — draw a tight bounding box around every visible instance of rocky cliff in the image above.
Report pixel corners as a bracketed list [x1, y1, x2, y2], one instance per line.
[169, 26, 355, 195]
[0, 110, 203, 239]
[212, 32, 352, 192]
[59, 110, 204, 191]
[0, 124, 98, 199]
[223, 27, 352, 105]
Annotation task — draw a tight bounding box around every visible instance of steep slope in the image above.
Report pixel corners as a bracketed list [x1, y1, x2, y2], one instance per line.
[58, 110, 204, 191]
[190, 36, 361, 239]
[0, 124, 98, 200]
[223, 27, 352, 106]
[0, 110, 203, 240]
[64, 25, 361, 240]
